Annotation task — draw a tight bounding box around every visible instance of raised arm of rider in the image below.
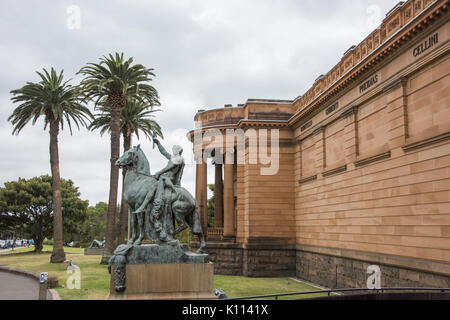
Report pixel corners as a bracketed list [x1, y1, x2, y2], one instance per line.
[154, 139, 171, 160]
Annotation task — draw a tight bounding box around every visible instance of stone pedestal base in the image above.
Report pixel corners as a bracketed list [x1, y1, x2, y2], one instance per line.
[84, 248, 104, 255]
[107, 263, 216, 300]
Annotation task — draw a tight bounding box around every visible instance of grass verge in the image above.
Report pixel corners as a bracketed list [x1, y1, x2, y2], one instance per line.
[0, 246, 327, 300]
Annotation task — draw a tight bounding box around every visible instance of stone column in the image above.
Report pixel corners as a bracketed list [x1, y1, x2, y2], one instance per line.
[223, 152, 235, 240]
[214, 163, 224, 228]
[195, 157, 208, 234]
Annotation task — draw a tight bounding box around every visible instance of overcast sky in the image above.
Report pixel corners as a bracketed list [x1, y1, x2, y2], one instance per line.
[0, 0, 399, 206]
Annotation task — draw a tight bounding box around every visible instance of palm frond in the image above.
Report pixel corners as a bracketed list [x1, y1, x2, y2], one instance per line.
[89, 97, 162, 141]
[78, 52, 160, 109]
[8, 68, 93, 135]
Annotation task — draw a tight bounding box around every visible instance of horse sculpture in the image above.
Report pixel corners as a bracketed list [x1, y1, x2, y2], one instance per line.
[115, 145, 205, 253]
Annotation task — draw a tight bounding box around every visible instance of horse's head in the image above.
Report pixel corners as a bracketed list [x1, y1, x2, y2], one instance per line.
[115, 145, 141, 169]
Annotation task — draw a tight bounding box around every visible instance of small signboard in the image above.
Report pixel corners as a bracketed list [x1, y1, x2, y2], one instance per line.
[40, 272, 48, 283]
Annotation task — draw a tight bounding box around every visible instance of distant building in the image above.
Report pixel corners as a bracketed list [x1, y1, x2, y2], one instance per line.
[189, 0, 450, 288]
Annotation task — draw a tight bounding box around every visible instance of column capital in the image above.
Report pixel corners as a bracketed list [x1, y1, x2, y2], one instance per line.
[382, 76, 408, 93]
[312, 125, 325, 136]
[340, 105, 359, 119]
[194, 148, 204, 164]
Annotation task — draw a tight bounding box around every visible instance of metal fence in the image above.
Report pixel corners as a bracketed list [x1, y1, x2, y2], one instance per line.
[221, 287, 450, 300]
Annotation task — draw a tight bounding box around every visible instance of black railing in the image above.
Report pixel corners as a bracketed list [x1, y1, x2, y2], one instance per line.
[221, 287, 450, 300]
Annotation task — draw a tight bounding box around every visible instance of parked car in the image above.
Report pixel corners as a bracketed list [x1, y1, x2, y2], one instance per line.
[15, 239, 23, 247]
[0, 240, 7, 249]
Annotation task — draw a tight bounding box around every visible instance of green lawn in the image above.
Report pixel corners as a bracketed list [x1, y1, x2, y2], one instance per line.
[1, 245, 84, 255]
[0, 247, 327, 300]
[214, 275, 328, 300]
[0, 247, 108, 299]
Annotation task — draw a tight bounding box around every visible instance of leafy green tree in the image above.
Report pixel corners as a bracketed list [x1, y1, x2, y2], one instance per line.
[0, 175, 88, 253]
[8, 68, 92, 262]
[78, 202, 107, 247]
[78, 53, 160, 263]
[89, 97, 162, 244]
[207, 184, 215, 227]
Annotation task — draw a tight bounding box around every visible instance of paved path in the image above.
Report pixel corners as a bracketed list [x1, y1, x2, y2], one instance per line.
[0, 271, 51, 300]
[0, 246, 28, 253]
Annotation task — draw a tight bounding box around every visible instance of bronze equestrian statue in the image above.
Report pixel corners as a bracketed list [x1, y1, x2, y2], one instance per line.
[114, 142, 205, 253]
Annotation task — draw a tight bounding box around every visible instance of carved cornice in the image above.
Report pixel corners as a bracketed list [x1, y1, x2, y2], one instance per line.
[237, 120, 289, 129]
[289, 0, 449, 126]
[340, 106, 359, 119]
[382, 76, 408, 93]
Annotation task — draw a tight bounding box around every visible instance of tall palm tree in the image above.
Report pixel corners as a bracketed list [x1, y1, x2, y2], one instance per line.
[8, 68, 92, 263]
[89, 97, 163, 244]
[78, 53, 160, 263]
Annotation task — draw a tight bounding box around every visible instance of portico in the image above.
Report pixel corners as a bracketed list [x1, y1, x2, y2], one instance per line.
[194, 146, 236, 242]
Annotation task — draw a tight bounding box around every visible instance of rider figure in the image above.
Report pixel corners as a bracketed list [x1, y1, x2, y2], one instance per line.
[133, 139, 184, 239]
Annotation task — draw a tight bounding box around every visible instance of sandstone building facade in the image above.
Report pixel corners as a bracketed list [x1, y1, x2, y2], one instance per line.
[189, 0, 450, 288]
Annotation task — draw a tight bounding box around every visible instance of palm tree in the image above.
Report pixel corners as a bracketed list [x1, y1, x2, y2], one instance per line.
[8, 68, 92, 263]
[78, 53, 160, 263]
[89, 97, 163, 244]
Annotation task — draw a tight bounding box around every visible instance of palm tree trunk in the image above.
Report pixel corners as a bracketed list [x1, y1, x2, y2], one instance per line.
[118, 131, 131, 244]
[101, 103, 123, 264]
[49, 120, 66, 263]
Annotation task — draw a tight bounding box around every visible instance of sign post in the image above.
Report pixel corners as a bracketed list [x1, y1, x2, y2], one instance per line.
[39, 272, 48, 300]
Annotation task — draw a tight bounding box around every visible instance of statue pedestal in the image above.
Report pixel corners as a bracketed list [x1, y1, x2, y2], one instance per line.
[84, 248, 104, 255]
[107, 244, 216, 300]
[108, 263, 215, 299]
